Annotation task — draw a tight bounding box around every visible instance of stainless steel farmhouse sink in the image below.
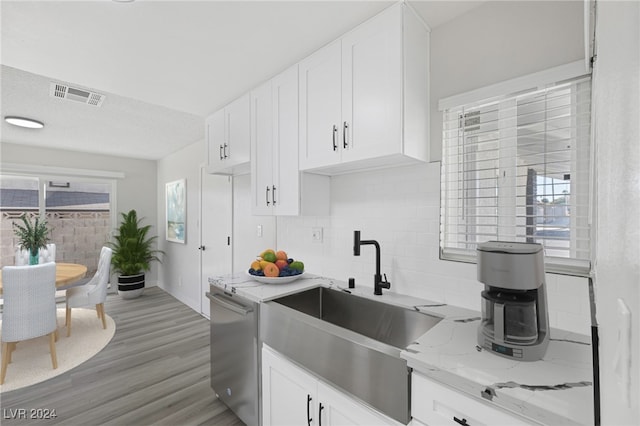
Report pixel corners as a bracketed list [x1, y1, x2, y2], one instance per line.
[261, 286, 442, 424]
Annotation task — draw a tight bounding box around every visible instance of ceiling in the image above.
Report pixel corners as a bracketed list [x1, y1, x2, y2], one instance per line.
[1, 0, 484, 160]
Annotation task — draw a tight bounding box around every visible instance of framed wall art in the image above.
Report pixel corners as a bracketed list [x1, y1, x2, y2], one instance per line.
[166, 178, 186, 243]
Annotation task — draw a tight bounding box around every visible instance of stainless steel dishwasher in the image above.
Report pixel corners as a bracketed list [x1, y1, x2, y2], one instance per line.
[207, 284, 259, 426]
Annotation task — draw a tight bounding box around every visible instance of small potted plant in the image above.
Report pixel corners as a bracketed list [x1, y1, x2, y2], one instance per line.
[108, 209, 164, 299]
[12, 214, 51, 265]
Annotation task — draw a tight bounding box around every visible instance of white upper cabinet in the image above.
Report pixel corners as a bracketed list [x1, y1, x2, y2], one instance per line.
[251, 80, 274, 215]
[299, 3, 430, 174]
[298, 40, 343, 170]
[251, 65, 330, 216]
[206, 93, 251, 175]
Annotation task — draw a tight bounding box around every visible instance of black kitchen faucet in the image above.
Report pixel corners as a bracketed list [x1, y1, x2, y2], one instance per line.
[353, 230, 391, 295]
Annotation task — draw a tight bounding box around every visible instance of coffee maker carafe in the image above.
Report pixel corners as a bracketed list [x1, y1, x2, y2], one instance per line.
[477, 241, 550, 361]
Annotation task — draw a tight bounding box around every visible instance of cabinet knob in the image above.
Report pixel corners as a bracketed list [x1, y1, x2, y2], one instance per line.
[198, 246, 206, 251]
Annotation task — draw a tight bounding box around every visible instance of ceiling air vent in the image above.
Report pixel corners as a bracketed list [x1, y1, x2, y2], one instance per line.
[50, 83, 106, 107]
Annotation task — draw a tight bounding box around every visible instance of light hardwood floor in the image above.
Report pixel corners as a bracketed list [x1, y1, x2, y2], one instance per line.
[0, 287, 244, 426]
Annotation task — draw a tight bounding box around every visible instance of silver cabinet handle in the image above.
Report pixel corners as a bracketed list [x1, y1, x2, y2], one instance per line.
[223, 143, 229, 159]
[272, 185, 277, 206]
[219, 144, 224, 160]
[332, 125, 338, 151]
[343, 121, 349, 149]
[266, 186, 271, 206]
[208, 292, 253, 316]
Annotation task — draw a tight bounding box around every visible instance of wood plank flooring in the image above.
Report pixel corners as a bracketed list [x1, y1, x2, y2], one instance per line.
[0, 287, 245, 426]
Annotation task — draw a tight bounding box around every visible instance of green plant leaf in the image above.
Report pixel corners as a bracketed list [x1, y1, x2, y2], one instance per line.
[12, 214, 51, 256]
[107, 209, 164, 276]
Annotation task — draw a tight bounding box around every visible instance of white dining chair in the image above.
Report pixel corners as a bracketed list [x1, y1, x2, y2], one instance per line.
[14, 243, 56, 265]
[65, 247, 112, 337]
[39, 243, 56, 264]
[1, 263, 58, 384]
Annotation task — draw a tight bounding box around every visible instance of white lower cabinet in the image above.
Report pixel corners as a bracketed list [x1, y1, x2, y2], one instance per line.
[411, 373, 539, 426]
[262, 346, 398, 426]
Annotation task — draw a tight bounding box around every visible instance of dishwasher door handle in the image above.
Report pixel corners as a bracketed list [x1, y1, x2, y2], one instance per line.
[207, 292, 253, 316]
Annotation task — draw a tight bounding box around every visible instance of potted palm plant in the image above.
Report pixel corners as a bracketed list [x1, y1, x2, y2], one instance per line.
[108, 209, 163, 299]
[12, 214, 51, 265]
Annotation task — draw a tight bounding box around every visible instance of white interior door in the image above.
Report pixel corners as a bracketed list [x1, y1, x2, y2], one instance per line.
[200, 169, 232, 318]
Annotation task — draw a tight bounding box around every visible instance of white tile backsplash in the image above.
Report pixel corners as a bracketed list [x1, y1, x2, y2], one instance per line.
[274, 162, 592, 335]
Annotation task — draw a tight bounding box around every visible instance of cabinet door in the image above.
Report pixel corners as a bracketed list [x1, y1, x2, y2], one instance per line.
[411, 373, 538, 426]
[272, 65, 300, 215]
[341, 3, 403, 164]
[299, 40, 342, 170]
[262, 347, 318, 426]
[226, 93, 251, 167]
[207, 109, 226, 170]
[317, 380, 395, 426]
[250, 81, 274, 215]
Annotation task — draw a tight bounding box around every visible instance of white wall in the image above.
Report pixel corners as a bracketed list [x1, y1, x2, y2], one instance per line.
[592, 1, 640, 424]
[278, 164, 592, 334]
[156, 139, 206, 311]
[156, 148, 276, 313]
[429, 0, 584, 161]
[0, 142, 160, 283]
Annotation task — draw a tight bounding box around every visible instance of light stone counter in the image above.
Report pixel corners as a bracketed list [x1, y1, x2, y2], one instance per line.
[209, 272, 594, 426]
[208, 272, 335, 303]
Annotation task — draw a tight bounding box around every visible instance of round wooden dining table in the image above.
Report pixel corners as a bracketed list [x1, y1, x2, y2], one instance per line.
[0, 263, 87, 295]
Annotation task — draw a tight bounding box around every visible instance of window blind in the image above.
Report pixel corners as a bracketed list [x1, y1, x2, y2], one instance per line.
[440, 75, 592, 276]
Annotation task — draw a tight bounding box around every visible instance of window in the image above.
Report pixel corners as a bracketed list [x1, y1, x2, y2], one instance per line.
[439, 63, 592, 275]
[1, 174, 115, 275]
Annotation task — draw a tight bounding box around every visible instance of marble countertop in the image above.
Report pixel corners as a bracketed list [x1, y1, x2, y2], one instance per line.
[209, 272, 594, 426]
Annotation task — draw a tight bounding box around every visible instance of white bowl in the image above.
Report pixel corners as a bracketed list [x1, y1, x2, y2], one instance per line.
[246, 270, 305, 284]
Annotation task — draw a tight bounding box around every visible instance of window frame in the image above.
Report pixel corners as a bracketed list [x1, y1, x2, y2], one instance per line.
[438, 61, 594, 277]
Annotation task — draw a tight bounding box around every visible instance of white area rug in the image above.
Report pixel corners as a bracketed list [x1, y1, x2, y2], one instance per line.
[0, 308, 116, 392]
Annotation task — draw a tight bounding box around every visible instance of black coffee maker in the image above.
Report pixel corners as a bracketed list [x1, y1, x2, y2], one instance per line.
[477, 241, 550, 361]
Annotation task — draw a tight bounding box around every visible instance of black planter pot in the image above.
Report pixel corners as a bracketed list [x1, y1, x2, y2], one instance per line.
[118, 273, 145, 299]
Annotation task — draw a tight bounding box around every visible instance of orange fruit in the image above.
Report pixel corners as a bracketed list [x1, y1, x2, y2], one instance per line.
[276, 250, 288, 261]
[263, 263, 279, 277]
[275, 259, 288, 270]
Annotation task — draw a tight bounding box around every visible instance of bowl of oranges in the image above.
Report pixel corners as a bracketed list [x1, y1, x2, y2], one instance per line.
[247, 249, 305, 284]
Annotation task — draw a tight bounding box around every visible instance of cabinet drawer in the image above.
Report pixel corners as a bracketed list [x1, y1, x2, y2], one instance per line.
[411, 373, 537, 426]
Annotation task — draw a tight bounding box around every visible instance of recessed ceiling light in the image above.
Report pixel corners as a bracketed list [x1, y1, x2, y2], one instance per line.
[4, 116, 45, 129]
